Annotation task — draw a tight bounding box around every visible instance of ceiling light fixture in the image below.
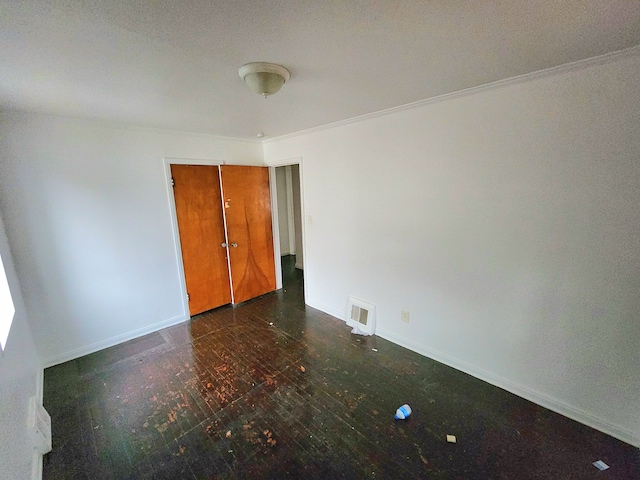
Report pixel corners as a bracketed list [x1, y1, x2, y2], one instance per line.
[238, 62, 290, 98]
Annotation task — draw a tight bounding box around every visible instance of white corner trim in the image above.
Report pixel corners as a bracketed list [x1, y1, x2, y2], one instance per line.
[31, 450, 43, 480]
[375, 327, 640, 448]
[268, 166, 283, 290]
[43, 314, 188, 368]
[35, 367, 44, 404]
[163, 157, 195, 318]
[264, 45, 640, 144]
[32, 368, 45, 479]
[285, 166, 296, 256]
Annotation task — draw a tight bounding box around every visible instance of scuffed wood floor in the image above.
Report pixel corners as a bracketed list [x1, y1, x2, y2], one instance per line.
[43, 256, 639, 479]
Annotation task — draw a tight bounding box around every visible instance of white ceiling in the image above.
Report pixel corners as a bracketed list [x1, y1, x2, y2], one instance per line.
[1, 1, 639, 139]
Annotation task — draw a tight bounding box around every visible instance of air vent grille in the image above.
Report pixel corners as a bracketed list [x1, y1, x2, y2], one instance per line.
[350, 304, 369, 325]
[346, 297, 376, 335]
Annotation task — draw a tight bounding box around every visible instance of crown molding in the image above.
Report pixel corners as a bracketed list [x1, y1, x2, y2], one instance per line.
[264, 44, 640, 144]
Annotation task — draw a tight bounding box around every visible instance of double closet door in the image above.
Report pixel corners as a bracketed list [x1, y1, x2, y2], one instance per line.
[171, 164, 276, 315]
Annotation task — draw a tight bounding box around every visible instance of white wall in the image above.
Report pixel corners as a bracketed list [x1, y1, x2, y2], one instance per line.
[275, 166, 291, 255]
[0, 113, 263, 366]
[264, 51, 640, 446]
[0, 210, 42, 479]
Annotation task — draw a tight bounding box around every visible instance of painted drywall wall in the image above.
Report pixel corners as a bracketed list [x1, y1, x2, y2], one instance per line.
[264, 51, 640, 446]
[275, 166, 290, 255]
[0, 113, 263, 366]
[291, 164, 303, 269]
[0, 210, 42, 479]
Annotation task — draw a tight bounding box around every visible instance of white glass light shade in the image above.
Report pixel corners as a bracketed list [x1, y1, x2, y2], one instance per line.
[239, 62, 290, 97]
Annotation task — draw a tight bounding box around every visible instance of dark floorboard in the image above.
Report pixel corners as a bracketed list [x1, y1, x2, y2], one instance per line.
[43, 256, 639, 479]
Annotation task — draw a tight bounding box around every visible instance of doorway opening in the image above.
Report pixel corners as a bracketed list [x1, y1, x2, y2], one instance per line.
[273, 164, 304, 295]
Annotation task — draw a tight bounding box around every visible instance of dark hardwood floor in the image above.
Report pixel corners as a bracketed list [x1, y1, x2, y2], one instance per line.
[43, 256, 639, 479]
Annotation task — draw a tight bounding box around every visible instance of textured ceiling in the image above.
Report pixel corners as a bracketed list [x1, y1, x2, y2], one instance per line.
[1, 1, 639, 139]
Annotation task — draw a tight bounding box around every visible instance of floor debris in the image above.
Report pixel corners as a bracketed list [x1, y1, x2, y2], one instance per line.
[42, 256, 640, 479]
[226, 430, 232, 438]
[300, 365, 306, 372]
[351, 324, 371, 336]
[446, 435, 456, 443]
[372, 348, 378, 352]
[593, 460, 609, 471]
[394, 404, 412, 420]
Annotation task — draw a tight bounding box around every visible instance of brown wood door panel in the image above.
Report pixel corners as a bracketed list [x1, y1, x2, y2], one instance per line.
[220, 165, 276, 303]
[171, 164, 231, 315]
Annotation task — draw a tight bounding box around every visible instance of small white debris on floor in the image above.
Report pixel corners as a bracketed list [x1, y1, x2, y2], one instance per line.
[372, 348, 378, 352]
[593, 460, 609, 471]
[446, 435, 456, 443]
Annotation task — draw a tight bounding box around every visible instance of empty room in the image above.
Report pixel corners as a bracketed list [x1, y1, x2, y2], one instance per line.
[0, 1, 639, 479]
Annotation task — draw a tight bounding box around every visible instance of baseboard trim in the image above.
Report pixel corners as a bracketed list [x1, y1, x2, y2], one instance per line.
[43, 314, 189, 368]
[375, 327, 639, 448]
[305, 300, 344, 321]
[304, 299, 639, 447]
[294, 263, 303, 270]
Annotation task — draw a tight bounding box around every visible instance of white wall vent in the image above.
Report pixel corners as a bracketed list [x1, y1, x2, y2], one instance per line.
[28, 396, 52, 455]
[346, 297, 376, 335]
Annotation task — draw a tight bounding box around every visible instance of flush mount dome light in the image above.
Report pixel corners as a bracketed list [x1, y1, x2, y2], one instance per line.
[238, 62, 290, 98]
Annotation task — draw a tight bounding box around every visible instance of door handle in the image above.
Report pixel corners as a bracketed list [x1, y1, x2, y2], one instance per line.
[220, 242, 227, 248]
[231, 243, 238, 248]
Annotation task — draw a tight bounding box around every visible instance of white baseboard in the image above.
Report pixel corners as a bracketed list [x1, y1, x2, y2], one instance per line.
[294, 263, 303, 270]
[375, 327, 640, 448]
[43, 314, 188, 368]
[303, 299, 639, 447]
[305, 299, 344, 321]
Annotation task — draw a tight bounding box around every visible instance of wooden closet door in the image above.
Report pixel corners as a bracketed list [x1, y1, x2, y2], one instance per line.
[220, 165, 276, 303]
[171, 164, 231, 315]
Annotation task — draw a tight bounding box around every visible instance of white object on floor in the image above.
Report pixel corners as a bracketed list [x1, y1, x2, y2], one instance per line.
[593, 460, 609, 471]
[351, 324, 372, 336]
[394, 404, 412, 420]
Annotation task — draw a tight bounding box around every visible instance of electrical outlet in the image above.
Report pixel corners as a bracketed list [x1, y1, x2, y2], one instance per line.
[401, 310, 410, 323]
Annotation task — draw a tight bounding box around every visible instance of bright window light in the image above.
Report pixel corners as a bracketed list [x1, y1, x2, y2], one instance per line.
[0, 253, 16, 350]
